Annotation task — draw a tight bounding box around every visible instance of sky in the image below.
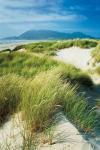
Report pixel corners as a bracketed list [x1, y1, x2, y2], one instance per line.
[0, 0, 100, 38]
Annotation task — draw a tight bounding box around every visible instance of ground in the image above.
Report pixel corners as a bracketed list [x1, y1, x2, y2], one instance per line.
[0, 45, 100, 150]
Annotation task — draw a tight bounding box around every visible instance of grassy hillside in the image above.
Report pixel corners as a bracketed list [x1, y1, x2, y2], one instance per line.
[0, 51, 93, 87]
[0, 40, 99, 148]
[12, 39, 98, 56]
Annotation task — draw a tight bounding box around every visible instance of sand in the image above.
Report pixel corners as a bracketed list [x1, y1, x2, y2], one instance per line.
[56, 46, 93, 70]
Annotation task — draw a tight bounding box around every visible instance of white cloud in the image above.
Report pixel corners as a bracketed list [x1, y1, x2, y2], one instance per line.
[0, 0, 87, 24]
[0, 12, 87, 23]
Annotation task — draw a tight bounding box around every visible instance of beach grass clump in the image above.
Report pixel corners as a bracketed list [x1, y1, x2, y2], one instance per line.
[0, 63, 97, 133]
[95, 66, 100, 75]
[74, 39, 97, 48]
[21, 70, 97, 133]
[0, 74, 24, 123]
[92, 44, 100, 63]
[53, 64, 93, 87]
[51, 40, 74, 50]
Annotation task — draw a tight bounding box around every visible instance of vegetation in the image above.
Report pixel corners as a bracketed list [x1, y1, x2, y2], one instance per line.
[11, 39, 98, 56]
[0, 70, 98, 133]
[92, 44, 100, 63]
[0, 75, 24, 123]
[53, 64, 93, 87]
[74, 39, 97, 48]
[21, 70, 97, 133]
[0, 52, 58, 77]
[95, 66, 100, 75]
[0, 39, 99, 148]
[0, 51, 93, 87]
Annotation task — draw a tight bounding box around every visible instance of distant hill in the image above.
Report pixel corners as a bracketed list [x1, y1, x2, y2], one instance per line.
[3, 30, 93, 40]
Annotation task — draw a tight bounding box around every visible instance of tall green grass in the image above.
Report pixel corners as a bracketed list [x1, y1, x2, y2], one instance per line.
[74, 39, 97, 48]
[92, 44, 100, 63]
[0, 75, 24, 124]
[95, 66, 100, 75]
[12, 39, 97, 55]
[21, 70, 98, 133]
[0, 68, 96, 132]
[0, 40, 99, 149]
[0, 52, 93, 87]
[0, 52, 58, 77]
[53, 64, 93, 87]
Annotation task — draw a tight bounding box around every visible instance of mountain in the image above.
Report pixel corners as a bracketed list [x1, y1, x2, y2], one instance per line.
[3, 30, 93, 40]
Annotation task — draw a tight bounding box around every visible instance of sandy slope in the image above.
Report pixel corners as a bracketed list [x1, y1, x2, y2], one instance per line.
[56, 46, 93, 70]
[0, 113, 24, 150]
[0, 113, 95, 150]
[39, 112, 93, 150]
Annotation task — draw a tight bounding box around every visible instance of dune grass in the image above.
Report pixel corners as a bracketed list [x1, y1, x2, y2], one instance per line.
[95, 66, 100, 75]
[0, 71, 98, 133]
[21, 70, 98, 133]
[0, 48, 99, 150]
[11, 39, 98, 56]
[92, 44, 100, 63]
[0, 51, 93, 87]
[0, 53, 95, 130]
[0, 52, 58, 77]
[0, 75, 24, 124]
[74, 39, 97, 48]
[53, 64, 93, 87]
[0, 42, 99, 143]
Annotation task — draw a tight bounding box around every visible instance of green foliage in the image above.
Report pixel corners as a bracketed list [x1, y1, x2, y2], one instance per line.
[13, 45, 24, 51]
[95, 66, 100, 75]
[12, 40, 97, 55]
[0, 52, 93, 87]
[92, 44, 100, 63]
[0, 49, 11, 53]
[0, 75, 24, 123]
[53, 64, 93, 87]
[74, 39, 97, 48]
[21, 70, 97, 132]
[0, 52, 58, 77]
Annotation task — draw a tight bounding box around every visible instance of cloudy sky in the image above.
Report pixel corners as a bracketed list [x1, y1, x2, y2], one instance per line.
[0, 0, 100, 38]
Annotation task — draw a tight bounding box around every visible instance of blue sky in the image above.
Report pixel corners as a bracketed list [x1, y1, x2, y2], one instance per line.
[0, 0, 100, 38]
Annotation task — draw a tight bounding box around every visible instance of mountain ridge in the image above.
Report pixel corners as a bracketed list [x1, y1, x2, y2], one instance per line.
[2, 30, 94, 40]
